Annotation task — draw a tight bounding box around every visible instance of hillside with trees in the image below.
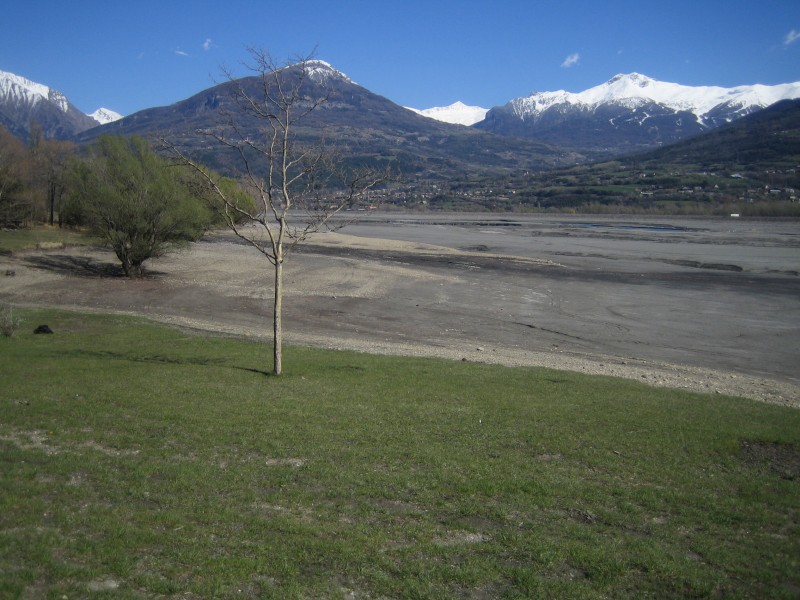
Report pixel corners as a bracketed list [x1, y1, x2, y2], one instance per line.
[2, 98, 799, 228]
[380, 100, 800, 215]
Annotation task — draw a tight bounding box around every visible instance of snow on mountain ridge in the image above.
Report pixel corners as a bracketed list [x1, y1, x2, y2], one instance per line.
[0, 68, 69, 113]
[304, 60, 354, 85]
[89, 107, 123, 124]
[407, 101, 489, 126]
[511, 73, 800, 121]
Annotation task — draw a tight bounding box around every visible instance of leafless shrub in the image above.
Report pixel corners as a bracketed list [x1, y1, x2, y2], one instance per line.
[0, 304, 22, 337]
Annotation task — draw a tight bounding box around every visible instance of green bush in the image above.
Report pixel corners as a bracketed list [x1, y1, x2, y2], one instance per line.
[62, 136, 213, 277]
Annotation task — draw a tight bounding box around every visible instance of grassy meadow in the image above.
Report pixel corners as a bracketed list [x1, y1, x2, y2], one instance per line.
[1, 309, 798, 598]
[0, 226, 99, 254]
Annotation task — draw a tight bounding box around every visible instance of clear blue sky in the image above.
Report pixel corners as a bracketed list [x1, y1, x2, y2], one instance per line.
[3, 0, 799, 116]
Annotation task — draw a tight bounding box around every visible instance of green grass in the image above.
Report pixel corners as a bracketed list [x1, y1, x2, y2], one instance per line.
[0, 226, 97, 253]
[1, 309, 799, 599]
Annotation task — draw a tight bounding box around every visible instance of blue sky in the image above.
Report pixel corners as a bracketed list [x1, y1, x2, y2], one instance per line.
[3, 0, 799, 116]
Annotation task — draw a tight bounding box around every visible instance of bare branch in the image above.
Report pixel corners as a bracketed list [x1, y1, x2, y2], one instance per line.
[162, 48, 390, 375]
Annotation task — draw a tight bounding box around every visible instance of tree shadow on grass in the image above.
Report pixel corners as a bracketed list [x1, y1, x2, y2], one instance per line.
[233, 366, 274, 377]
[61, 349, 223, 365]
[61, 350, 273, 377]
[57, 349, 273, 377]
[23, 254, 165, 279]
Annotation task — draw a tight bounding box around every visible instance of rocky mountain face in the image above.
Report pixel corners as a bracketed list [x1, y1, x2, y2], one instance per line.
[630, 98, 800, 171]
[0, 70, 107, 141]
[82, 61, 580, 183]
[474, 73, 800, 155]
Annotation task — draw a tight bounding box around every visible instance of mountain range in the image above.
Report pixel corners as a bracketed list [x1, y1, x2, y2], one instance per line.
[2, 64, 799, 179]
[79, 61, 580, 183]
[628, 96, 800, 172]
[0, 69, 121, 141]
[474, 73, 800, 154]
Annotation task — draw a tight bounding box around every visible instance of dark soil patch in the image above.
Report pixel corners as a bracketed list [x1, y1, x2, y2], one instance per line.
[741, 440, 800, 480]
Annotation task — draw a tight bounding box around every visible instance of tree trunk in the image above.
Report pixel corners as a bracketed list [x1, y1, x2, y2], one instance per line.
[49, 182, 55, 226]
[273, 251, 283, 376]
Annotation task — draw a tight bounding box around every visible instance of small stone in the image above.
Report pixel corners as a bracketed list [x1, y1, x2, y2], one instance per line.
[87, 579, 119, 592]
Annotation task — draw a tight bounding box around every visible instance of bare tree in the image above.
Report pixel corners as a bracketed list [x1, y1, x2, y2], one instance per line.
[28, 125, 74, 226]
[0, 125, 34, 227]
[166, 50, 388, 375]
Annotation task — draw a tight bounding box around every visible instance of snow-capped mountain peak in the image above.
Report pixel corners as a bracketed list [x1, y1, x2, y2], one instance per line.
[88, 107, 123, 125]
[511, 73, 800, 121]
[407, 101, 489, 126]
[476, 72, 800, 154]
[0, 68, 105, 140]
[304, 60, 354, 85]
[0, 68, 69, 113]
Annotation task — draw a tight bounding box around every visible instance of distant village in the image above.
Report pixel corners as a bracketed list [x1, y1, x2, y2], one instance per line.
[341, 165, 799, 212]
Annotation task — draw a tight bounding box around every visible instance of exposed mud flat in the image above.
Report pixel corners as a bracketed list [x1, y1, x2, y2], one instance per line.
[2, 214, 798, 406]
